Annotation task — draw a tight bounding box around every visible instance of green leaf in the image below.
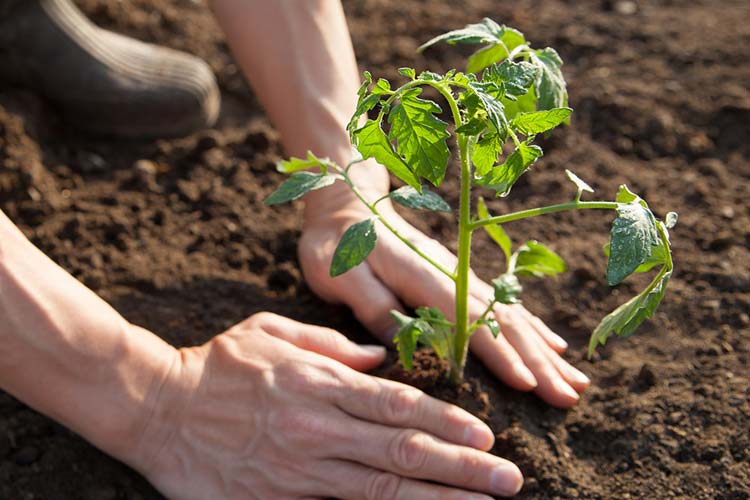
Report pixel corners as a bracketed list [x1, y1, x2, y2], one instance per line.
[501, 87, 537, 121]
[466, 28, 526, 73]
[391, 311, 421, 370]
[389, 185, 451, 212]
[565, 169, 594, 194]
[472, 133, 505, 176]
[484, 60, 538, 97]
[352, 119, 421, 191]
[417, 70, 445, 82]
[588, 270, 672, 357]
[347, 94, 381, 135]
[414, 307, 454, 361]
[665, 212, 678, 229]
[607, 202, 660, 285]
[330, 219, 377, 277]
[391, 309, 453, 368]
[388, 88, 450, 186]
[419, 18, 505, 52]
[264, 172, 336, 205]
[478, 317, 501, 337]
[603, 240, 667, 274]
[478, 141, 543, 197]
[492, 273, 523, 304]
[615, 184, 645, 205]
[398, 67, 416, 79]
[477, 197, 512, 263]
[276, 151, 328, 174]
[455, 118, 487, 136]
[512, 108, 572, 135]
[467, 44, 509, 75]
[514, 240, 566, 278]
[468, 82, 508, 137]
[347, 72, 376, 134]
[530, 48, 568, 110]
[372, 78, 393, 96]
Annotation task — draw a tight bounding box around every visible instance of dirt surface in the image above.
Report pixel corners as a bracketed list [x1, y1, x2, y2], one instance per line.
[1, 0, 749, 498]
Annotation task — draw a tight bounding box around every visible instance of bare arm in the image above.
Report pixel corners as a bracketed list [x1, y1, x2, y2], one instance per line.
[212, 0, 590, 407]
[0, 210, 521, 498]
[211, 0, 390, 209]
[0, 210, 177, 465]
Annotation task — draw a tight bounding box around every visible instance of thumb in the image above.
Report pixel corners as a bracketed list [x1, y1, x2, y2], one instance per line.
[255, 313, 387, 371]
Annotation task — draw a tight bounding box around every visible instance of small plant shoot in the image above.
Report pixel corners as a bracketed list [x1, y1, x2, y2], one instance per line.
[266, 18, 677, 384]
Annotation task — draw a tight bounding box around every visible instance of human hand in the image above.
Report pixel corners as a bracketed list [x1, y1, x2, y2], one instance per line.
[132, 312, 523, 499]
[300, 185, 590, 409]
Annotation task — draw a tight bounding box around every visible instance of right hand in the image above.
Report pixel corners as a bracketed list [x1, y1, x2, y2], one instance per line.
[132, 312, 524, 499]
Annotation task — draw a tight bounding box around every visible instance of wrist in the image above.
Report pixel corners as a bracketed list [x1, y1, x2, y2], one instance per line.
[129, 342, 207, 477]
[303, 158, 392, 226]
[88, 324, 183, 469]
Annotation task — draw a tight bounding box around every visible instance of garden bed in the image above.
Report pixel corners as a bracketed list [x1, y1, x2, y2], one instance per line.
[0, 0, 748, 498]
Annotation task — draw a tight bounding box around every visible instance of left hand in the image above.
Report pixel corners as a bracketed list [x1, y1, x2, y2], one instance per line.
[299, 181, 589, 409]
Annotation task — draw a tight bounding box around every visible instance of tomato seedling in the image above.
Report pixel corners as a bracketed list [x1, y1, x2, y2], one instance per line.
[266, 18, 677, 384]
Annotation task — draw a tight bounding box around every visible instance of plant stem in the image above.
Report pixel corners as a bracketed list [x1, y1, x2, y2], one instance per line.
[468, 299, 497, 334]
[450, 134, 473, 384]
[469, 200, 619, 231]
[338, 171, 456, 280]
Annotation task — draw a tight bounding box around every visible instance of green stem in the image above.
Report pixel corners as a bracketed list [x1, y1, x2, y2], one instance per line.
[470, 201, 619, 231]
[468, 299, 496, 334]
[340, 172, 456, 281]
[450, 134, 473, 385]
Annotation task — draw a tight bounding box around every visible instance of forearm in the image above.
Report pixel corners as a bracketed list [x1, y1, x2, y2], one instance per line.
[0, 210, 177, 466]
[211, 0, 390, 216]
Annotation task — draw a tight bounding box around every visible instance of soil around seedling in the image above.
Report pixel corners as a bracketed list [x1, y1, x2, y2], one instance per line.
[1, 0, 749, 498]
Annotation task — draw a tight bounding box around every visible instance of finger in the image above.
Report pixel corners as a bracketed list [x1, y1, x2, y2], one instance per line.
[319, 459, 498, 500]
[468, 296, 538, 391]
[536, 336, 590, 393]
[368, 236, 456, 314]
[518, 306, 569, 353]
[493, 304, 589, 392]
[250, 312, 386, 371]
[494, 305, 580, 408]
[333, 373, 495, 451]
[335, 421, 523, 497]
[330, 264, 405, 342]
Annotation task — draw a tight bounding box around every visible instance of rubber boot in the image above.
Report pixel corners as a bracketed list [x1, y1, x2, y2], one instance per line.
[0, 0, 220, 138]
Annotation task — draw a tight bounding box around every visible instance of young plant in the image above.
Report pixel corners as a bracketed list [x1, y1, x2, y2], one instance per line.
[266, 18, 677, 384]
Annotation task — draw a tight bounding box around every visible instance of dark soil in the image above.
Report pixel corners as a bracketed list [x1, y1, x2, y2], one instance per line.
[1, 0, 749, 498]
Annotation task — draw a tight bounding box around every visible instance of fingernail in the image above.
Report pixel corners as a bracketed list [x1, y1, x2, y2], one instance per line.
[491, 462, 524, 496]
[551, 333, 568, 350]
[556, 379, 580, 402]
[360, 345, 386, 356]
[463, 422, 493, 450]
[571, 368, 590, 387]
[467, 494, 493, 500]
[513, 363, 538, 389]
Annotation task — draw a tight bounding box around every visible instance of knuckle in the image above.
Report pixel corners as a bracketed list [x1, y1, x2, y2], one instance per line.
[365, 472, 402, 500]
[523, 352, 549, 371]
[380, 386, 421, 424]
[246, 311, 279, 330]
[319, 327, 346, 349]
[388, 429, 428, 473]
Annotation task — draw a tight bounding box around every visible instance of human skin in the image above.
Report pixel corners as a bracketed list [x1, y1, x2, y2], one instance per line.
[0, 1, 589, 498]
[211, 0, 590, 408]
[0, 209, 522, 498]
